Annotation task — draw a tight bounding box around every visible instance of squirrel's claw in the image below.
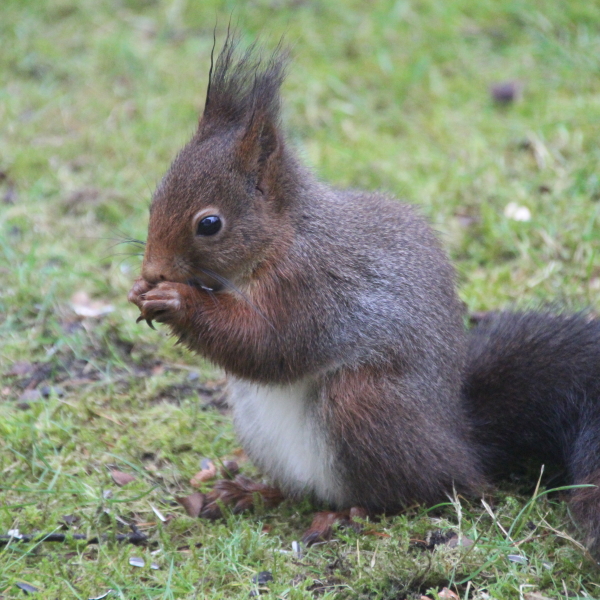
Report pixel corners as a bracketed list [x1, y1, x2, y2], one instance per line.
[199, 476, 284, 520]
[136, 314, 156, 330]
[131, 281, 183, 329]
[128, 277, 154, 307]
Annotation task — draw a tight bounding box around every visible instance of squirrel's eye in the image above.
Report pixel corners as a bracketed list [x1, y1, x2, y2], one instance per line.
[196, 215, 222, 236]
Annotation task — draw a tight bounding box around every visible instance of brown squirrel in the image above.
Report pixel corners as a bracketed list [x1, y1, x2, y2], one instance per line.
[128, 36, 600, 558]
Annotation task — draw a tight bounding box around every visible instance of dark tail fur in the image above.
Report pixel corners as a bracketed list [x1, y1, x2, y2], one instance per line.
[463, 311, 600, 557]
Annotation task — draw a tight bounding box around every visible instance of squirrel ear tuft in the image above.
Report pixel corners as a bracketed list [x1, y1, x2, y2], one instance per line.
[237, 111, 280, 183]
[198, 35, 287, 143]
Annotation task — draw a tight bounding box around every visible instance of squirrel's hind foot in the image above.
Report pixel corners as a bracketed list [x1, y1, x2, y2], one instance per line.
[200, 475, 284, 519]
[301, 507, 368, 546]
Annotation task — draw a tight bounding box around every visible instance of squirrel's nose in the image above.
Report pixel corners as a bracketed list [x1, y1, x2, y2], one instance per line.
[141, 260, 169, 284]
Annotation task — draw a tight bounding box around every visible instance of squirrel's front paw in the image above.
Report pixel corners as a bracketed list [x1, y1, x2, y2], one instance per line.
[136, 281, 186, 329]
[127, 277, 155, 309]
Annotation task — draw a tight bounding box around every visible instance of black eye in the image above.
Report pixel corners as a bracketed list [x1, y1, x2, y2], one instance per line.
[196, 215, 222, 236]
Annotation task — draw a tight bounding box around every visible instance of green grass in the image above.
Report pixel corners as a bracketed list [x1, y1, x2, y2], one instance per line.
[2, 0, 600, 598]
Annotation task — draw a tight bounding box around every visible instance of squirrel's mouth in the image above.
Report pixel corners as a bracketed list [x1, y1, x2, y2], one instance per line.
[187, 269, 226, 293]
[188, 278, 222, 293]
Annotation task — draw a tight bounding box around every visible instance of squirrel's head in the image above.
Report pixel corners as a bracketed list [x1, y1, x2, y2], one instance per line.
[141, 37, 292, 291]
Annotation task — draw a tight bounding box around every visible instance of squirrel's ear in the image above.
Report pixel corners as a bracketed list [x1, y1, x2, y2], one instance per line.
[237, 111, 280, 186]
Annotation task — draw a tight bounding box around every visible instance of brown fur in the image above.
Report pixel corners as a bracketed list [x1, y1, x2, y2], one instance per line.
[129, 36, 600, 558]
[129, 36, 484, 510]
[201, 476, 284, 519]
[323, 365, 483, 510]
[570, 470, 600, 555]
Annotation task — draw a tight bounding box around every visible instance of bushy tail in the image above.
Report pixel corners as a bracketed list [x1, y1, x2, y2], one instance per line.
[463, 311, 600, 557]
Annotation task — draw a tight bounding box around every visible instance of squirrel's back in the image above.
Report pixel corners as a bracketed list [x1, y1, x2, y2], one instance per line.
[287, 182, 466, 377]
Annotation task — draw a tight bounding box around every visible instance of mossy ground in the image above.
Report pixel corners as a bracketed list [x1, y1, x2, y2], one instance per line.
[1, 0, 600, 598]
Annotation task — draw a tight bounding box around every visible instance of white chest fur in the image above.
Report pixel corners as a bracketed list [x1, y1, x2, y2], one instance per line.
[227, 378, 344, 506]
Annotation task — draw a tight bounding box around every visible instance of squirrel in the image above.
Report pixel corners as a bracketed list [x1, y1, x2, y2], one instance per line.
[128, 36, 600, 558]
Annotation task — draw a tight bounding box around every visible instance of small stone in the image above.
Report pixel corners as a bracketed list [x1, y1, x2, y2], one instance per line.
[221, 460, 239, 478]
[504, 202, 531, 222]
[252, 571, 273, 585]
[176, 492, 205, 518]
[490, 80, 522, 104]
[39, 385, 64, 398]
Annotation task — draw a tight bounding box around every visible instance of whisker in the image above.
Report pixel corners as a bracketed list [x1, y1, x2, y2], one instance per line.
[110, 238, 146, 249]
[116, 256, 143, 269]
[70, 234, 146, 248]
[99, 252, 145, 261]
[113, 227, 147, 243]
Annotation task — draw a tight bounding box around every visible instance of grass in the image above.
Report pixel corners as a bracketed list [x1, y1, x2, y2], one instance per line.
[1, 0, 600, 597]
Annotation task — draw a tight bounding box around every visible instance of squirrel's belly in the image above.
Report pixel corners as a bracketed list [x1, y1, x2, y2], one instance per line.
[227, 378, 345, 506]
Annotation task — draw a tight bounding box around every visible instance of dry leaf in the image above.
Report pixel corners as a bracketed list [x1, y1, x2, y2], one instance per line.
[110, 470, 136, 486]
[445, 534, 474, 549]
[151, 364, 164, 376]
[19, 389, 42, 403]
[176, 492, 205, 517]
[190, 459, 217, 486]
[60, 514, 80, 529]
[71, 291, 114, 318]
[438, 588, 459, 599]
[232, 447, 249, 461]
[524, 594, 553, 600]
[364, 530, 391, 538]
[7, 361, 36, 377]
